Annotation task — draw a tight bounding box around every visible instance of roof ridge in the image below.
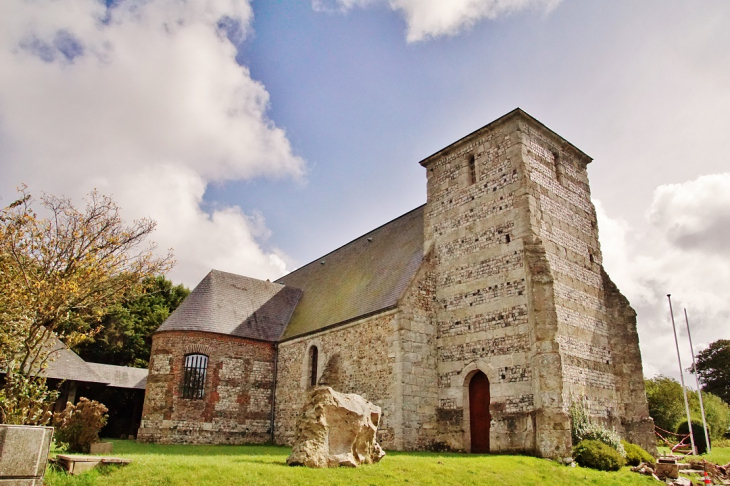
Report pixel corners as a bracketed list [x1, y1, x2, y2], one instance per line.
[276, 204, 425, 283]
[209, 268, 286, 288]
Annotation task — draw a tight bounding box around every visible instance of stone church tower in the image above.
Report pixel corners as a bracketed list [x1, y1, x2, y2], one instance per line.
[139, 109, 654, 458]
[420, 109, 653, 456]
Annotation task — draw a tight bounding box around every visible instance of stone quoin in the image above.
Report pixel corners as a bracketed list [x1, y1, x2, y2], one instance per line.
[137, 109, 655, 458]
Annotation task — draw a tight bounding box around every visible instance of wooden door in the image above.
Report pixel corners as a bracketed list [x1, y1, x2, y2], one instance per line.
[469, 371, 490, 453]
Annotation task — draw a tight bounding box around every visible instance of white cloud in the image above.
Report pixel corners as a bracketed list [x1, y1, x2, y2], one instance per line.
[0, 0, 305, 287]
[313, 0, 561, 42]
[597, 173, 730, 381]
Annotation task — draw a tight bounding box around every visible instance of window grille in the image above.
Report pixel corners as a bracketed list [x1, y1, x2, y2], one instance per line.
[182, 354, 208, 399]
[309, 346, 318, 387]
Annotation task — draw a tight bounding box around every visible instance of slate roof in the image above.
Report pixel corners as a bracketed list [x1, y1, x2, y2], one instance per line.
[277, 205, 425, 340]
[86, 363, 148, 390]
[157, 269, 302, 342]
[43, 339, 108, 384]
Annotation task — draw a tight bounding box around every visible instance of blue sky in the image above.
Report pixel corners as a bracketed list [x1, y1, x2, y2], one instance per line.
[1, 0, 729, 379]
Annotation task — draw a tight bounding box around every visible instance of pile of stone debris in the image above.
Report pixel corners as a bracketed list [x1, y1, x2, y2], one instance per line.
[631, 456, 730, 485]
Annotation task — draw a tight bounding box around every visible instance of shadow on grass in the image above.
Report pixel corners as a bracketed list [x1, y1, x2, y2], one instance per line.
[110, 441, 291, 457]
[112, 440, 541, 466]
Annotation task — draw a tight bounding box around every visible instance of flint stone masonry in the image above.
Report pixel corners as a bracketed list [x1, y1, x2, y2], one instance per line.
[140, 108, 655, 457]
[274, 313, 397, 449]
[435, 222, 515, 263]
[437, 253, 523, 287]
[437, 304, 528, 337]
[440, 279, 526, 311]
[432, 194, 515, 237]
[439, 334, 530, 361]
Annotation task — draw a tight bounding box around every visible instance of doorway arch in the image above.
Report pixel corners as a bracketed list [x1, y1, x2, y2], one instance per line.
[469, 371, 491, 453]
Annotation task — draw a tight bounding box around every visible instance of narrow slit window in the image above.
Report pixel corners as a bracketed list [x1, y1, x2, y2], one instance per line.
[505, 234, 511, 243]
[553, 152, 565, 186]
[309, 346, 319, 387]
[468, 155, 476, 185]
[182, 354, 208, 399]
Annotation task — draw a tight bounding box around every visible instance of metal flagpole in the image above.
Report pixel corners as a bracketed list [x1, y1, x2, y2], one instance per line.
[685, 308, 711, 453]
[667, 294, 696, 455]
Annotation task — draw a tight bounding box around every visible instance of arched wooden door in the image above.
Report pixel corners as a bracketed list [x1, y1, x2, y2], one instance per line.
[469, 371, 491, 453]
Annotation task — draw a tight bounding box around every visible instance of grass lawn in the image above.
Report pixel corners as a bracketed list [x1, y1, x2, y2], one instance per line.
[44, 440, 667, 486]
[657, 446, 730, 465]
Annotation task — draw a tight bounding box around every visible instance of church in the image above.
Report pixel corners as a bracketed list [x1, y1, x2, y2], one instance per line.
[137, 108, 655, 458]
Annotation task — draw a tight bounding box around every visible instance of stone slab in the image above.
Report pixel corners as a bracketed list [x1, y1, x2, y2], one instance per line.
[0, 424, 53, 481]
[0, 479, 43, 486]
[55, 455, 131, 475]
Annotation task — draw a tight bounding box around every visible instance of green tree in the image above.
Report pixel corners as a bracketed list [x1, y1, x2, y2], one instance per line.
[74, 276, 189, 368]
[645, 376, 686, 433]
[692, 339, 730, 405]
[645, 375, 729, 440]
[0, 187, 173, 424]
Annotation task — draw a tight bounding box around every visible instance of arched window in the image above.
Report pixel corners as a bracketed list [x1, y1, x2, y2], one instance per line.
[309, 346, 319, 387]
[182, 354, 208, 399]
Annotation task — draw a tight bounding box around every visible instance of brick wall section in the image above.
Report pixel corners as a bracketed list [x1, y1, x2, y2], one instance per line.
[274, 312, 398, 449]
[138, 331, 275, 444]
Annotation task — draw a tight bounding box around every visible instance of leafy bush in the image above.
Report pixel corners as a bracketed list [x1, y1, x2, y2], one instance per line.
[569, 400, 626, 457]
[53, 397, 108, 453]
[621, 440, 654, 466]
[0, 369, 57, 425]
[573, 440, 626, 471]
[677, 420, 711, 455]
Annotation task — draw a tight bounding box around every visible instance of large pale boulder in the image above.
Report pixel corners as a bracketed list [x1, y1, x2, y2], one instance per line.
[287, 386, 386, 468]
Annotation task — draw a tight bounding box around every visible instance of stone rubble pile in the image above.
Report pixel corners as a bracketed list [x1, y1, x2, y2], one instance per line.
[286, 386, 386, 468]
[630, 458, 730, 485]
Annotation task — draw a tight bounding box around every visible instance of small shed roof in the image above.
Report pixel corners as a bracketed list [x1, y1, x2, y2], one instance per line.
[86, 363, 147, 389]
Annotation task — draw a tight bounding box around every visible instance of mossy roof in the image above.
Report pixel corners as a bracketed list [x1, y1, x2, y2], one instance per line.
[277, 205, 424, 340]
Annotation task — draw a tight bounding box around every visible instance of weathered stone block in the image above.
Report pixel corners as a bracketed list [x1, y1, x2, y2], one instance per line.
[287, 387, 385, 468]
[0, 425, 53, 484]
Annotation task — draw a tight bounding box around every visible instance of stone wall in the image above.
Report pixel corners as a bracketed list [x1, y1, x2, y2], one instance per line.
[520, 124, 619, 420]
[391, 256, 439, 450]
[138, 331, 275, 444]
[421, 111, 653, 457]
[602, 270, 656, 454]
[519, 117, 654, 451]
[274, 311, 398, 449]
[423, 117, 540, 454]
